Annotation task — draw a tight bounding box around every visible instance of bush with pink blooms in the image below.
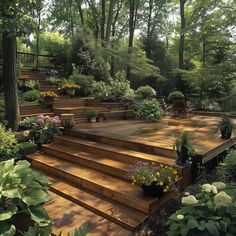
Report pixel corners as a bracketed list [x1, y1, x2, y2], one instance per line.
[20, 115, 61, 145]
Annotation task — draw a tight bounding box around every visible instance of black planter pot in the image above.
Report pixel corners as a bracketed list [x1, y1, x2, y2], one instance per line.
[141, 182, 165, 198]
[176, 146, 189, 166]
[221, 126, 232, 139]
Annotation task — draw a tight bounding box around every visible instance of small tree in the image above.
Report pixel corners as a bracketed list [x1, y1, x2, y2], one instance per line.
[0, 0, 35, 130]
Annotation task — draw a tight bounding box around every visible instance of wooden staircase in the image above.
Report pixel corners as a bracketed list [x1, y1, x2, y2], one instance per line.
[20, 69, 59, 92]
[27, 129, 190, 235]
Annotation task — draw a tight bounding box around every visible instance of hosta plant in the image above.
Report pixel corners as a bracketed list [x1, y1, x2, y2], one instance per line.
[167, 182, 236, 236]
[137, 99, 163, 121]
[0, 159, 52, 235]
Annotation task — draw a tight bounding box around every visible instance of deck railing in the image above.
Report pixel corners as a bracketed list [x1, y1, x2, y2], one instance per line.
[17, 51, 56, 69]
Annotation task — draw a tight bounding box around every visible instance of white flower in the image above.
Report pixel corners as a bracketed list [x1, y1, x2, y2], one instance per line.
[23, 130, 30, 137]
[212, 182, 226, 190]
[182, 195, 198, 205]
[214, 191, 232, 208]
[202, 184, 218, 194]
[184, 192, 190, 196]
[177, 214, 184, 220]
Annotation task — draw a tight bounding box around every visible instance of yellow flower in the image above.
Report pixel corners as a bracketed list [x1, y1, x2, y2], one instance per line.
[163, 188, 168, 193]
[159, 181, 164, 186]
[160, 164, 164, 168]
[156, 172, 160, 176]
[153, 178, 157, 181]
[173, 170, 178, 175]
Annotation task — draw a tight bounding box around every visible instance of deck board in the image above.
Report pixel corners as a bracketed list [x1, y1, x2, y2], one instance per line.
[45, 191, 131, 236]
[73, 116, 236, 161]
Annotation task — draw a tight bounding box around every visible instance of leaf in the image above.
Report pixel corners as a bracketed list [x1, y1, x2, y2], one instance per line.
[28, 205, 52, 227]
[0, 222, 16, 236]
[219, 221, 227, 232]
[170, 223, 179, 231]
[0, 203, 18, 221]
[187, 218, 199, 229]
[23, 188, 51, 206]
[180, 228, 189, 236]
[206, 221, 219, 236]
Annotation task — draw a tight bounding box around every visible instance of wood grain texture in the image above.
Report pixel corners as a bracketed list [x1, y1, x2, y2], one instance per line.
[45, 191, 131, 236]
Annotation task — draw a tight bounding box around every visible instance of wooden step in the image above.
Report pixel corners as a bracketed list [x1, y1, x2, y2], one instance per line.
[27, 152, 159, 214]
[53, 98, 87, 108]
[47, 175, 148, 230]
[101, 110, 134, 120]
[45, 191, 131, 236]
[54, 106, 108, 114]
[65, 129, 177, 158]
[20, 112, 54, 119]
[53, 135, 178, 169]
[42, 143, 130, 179]
[74, 117, 89, 124]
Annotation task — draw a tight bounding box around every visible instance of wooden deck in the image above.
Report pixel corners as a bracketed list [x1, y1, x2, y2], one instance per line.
[45, 191, 131, 236]
[27, 114, 236, 235]
[72, 115, 236, 163]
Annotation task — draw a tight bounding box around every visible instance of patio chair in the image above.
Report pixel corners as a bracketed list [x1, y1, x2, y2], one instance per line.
[172, 97, 196, 118]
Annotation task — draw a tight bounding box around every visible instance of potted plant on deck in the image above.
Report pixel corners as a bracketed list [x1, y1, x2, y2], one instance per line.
[62, 83, 80, 97]
[173, 131, 195, 166]
[215, 115, 235, 139]
[127, 161, 178, 197]
[87, 110, 98, 123]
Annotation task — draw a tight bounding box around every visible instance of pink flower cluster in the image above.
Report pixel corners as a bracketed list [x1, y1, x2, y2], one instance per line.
[36, 115, 61, 126]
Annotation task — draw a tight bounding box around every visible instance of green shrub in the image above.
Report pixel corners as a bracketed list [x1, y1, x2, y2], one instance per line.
[168, 91, 184, 102]
[136, 85, 156, 100]
[92, 71, 134, 101]
[167, 183, 236, 236]
[202, 99, 221, 111]
[137, 99, 163, 121]
[18, 80, 40, 92]
[0, 124, 19, 161]
[0, 159, 52, 235]
[109, 71, 135, 101]
[217, 149, 236, 182]
[68, 64, 94, 96]
[18, 141, 37, 151]
[22, 89, 40, 102]
[92, 81, 111, 100]
[47, 76, 64, 85]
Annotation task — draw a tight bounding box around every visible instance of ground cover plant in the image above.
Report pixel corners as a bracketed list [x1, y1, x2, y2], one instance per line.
[166, 182, 236, 236]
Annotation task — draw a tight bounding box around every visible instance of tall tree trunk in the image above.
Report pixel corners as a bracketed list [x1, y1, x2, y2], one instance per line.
[146, 0, 153, 58]
[101, 0, 105, 46]
[105, 0, 115, 43]
[69, 0, 75, 40]
[78, 0, 84, 25]
[3, 33, 20, 131]
[35, 6, 41, 70]
[111, 1, 123, 77]
[202, 33, 206, 64]
[127, 0, 139, 80]
[179, 0, 186, 69]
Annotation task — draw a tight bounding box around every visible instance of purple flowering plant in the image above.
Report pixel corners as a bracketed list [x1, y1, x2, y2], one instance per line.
[20, 115, 61, 145]
[127, 161, 179, 193]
